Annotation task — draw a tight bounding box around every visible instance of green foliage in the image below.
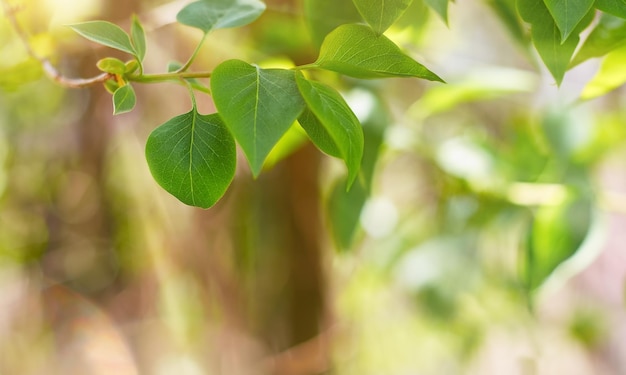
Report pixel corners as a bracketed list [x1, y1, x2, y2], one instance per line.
[352, 0, 414, 34]
[210, 60, 305, 176]
[517, 0, 593, 85]
[580, 45, 626, 100]
[523, 195, 592, 291]
[572, 14, 626, 67]
[314, 24, 443, 81]
[176, 0, 266, 33]
[543, 0, 594, 41]
[424, 0, 450, 24]
[303, 0, 363, 47]
[295, 73, 363, 187]
[145, 110, 236, 208]
[595, 0, 626, 19]
[112, 84, 136, 115]
[69, 21, 137, 56]
[131, 15, 147, 61]
[97, 57, 127, 75]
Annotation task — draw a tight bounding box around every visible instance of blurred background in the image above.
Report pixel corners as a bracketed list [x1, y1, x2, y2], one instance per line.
[1, 0, 626, 374]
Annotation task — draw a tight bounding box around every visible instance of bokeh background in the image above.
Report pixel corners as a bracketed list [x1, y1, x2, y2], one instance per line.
[1, 0, 626, 374]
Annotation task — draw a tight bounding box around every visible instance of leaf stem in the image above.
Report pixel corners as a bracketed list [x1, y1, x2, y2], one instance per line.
[177, 33, 208, 73]
[130, 71, 212, 83]
[186, 81, 197, 109]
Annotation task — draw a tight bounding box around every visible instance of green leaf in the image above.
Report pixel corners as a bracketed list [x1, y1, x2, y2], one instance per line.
[295, 73, 363, 187]
[176, 0, 266, 34]
[328, 176, 368, 250]
[0, 59, 43, 91]
[424, 0, 450, 24]
[595, 0, 626, 19]
[304, 0, 363, 47]
[571, 14, 626, 67]
[352, 0, 414, 34]
[112, 85, 136, 115]
[131, 15, 147, 61]
[315, 24, 443, 81]
[580, 44, 626, 100]
[523, 194, 592, 290]
[543, 0, 594, 42]
[517, 0, 592, 85]
[96, 57, 126, 75]
[210, 59, 305, 176]
[69, 21, 136, 55]
[145, 111, 236, 208]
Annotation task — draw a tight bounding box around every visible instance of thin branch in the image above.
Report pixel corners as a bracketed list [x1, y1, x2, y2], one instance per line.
[2, 0, 112, 88]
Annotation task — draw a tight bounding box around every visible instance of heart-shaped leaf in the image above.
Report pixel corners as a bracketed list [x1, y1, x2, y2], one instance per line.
[69, 21, 136, 55]
[352, 0, 414, 34]
[211, 59, 305, 176]
[145, 110, 236, 208]
[131, 15, 147, 61]
[543, 0, 595, 42]
[176, 0, 266, 34]
[296, 73, 363, 187]
[113, 85, 136, 115]
[315, 24, 443, 81]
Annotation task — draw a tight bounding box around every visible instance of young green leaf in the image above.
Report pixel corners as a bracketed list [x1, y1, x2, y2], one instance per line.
[145, 111, 236, 208]
[543, 0, 594, 42]
[424, 0, 450, 24]
[210, 59, 305, 176]
[571, 14, 626, 67]
[131, 15, 147, 61]
[352, 0, 413, 34]
[314, 24, 443, 81]
[112, 85, 136, 115]
[69, 21, 136, 55]
[176, 0, 266, 34]
[96, 57, 127, 75]
[518, 0, 593, 85]
[296, 73, 363, 187]
[113, 85, 136, 114]
[595, 0, 626, 19]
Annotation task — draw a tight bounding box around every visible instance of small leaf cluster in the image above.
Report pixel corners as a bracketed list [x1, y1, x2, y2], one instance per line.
[69, 0, 442, 208]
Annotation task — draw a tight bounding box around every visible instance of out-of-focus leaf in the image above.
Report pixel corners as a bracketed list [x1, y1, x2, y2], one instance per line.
[112, 85, 136, 115]
[304, 0, 363, 47]
[517, 0, 593, 85]
[571, 14, 626, 67]
[352, 0, 414, 34]
[315, 24, 443, 81]
[329, 176, 368, 250]
[580, 45, 626, 100]
[409, 67, 538, 119]
[424, 0, 449, 24]
[176, 0, 266, 34]
[543, 0, 594, 42]
[69, 21, 136, 55]
[210, 59, 305, 176]
[0, 59, 43, 91]
[595, 0, 626, 19]
[145, 111, 236, 208]
[523, 194, 592, 290]
[486, 0, 528, 46]
[296, 73, 364, 188]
